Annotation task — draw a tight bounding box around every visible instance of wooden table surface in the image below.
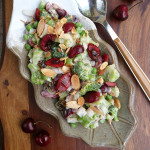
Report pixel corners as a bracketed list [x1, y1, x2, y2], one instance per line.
[0, 0, 150, 150]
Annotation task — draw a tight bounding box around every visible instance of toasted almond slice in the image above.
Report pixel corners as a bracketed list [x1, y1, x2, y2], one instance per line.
[85, 30, 88, 37]
[73, 35, 76, 40]
[59, 31, 64, 38]
[66, 64, 73, 68]
[60, 57, 68, 61]
[71, 90, 77, 95]
[60, 17, 67, 24]
[97, 77, 104, 84]
[65, 48, 70, 54]
[90, 106, 104, 116]
[71, 74, 80, 90]
[66, 101, 80, 109]
[71, 27, 76, 34]
[52, 3, 61, 9]
[76, 38, 80, 44]
[41, 68, 56, 77]
[47, 26, 54, 34]
[37, 19, 45, 36]
[55, 22, 62, 29]
[98, 69, 105, 75]
[77, 97, 85, 106]
[54, 29, 58, 38]
[59, 44, 66, 50]
[45, 51, 51, 58]
[114, 99, 121, 109]
[62, 66, 70, 73]
[100, 62, 108, 70]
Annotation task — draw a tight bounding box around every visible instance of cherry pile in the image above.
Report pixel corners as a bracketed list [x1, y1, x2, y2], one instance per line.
[113, 0, 144, 21]
[22, 117, 51, 147]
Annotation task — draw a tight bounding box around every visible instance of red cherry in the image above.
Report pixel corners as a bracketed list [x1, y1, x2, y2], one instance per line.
[84, 91, 100, 103]
[63, 108, 76, 118]
[40, 34, 56, 51]
[105, 82, 116, 87]
[94, 55, 102, 68]
[56, 8, 67, 19]
[63, 22, 75, 33]
[22, 118, 36, 133]
[68, 45, 84, 58]
[113, 5, 128, 21]
[87, 43, 101, 60]
[45, 58, 64, 68]
[35, 8, 41, 21]
[102, 54, 109, 62]
[35, 130, 50, 147]
[57, 73, 71, 92]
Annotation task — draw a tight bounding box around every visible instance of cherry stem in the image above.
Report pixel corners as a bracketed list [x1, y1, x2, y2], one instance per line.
[34, 121, 52, 128]
[129, 0, 144, 11]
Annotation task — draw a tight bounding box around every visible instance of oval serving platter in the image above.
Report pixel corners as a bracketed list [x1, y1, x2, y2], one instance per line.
[6, 0, 138, 149]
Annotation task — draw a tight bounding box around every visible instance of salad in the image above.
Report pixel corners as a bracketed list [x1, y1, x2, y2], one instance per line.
[23, 0, 121, 129]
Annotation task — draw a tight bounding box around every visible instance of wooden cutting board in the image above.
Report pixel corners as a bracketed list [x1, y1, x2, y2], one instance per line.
[0, 0, 150, 150]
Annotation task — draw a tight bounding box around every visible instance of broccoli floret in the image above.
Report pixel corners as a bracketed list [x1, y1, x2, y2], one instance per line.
[103, 64, 120, 82]
[108, 105, 119, 119]
[28, 63, 45, 85]
[51, 42, 66, 58]
[80, 82, 101, 95]
[73, 61, 92, 81]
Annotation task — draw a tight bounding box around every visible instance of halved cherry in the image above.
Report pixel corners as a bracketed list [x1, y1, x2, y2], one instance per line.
[35, 8, 41, 21]
[45, 58, 64, 68]
[63, 22, 75, 33]
[87, 43, 101, 60]
[68, 45, 84, 58]
[102, 54, 109, 62]
[57, 73, 71, 92]
[40, 34, 56, 51]
[84, 91, 100, 103]
[56, 8, 67, 19]
[105, 82, 116, 87]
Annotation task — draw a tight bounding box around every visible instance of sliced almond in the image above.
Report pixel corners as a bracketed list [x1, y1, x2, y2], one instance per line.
[71, 27, 76, 34]
[60, 17, 67, 24]
[77, 97, 85, 106]
[66, 101, 80, 109]
[41, 68, 56, 77]
[66, 64, 73, 68]
[59, 31, 64, 38]
[100, 62, 108, 70]
[85, 30, 88, 37]
[71, 90, 77, 95]
[54, 29, 58, 38]
[97, 77, 104, 84]
[37, 19, 45, 36]
[114, 99, 121, 109]
[76, 38, 80, 44]
[60, 57, 68, 61]
[59, 44, 66, 50]
[45, 51, 51, 58]
[52, 3, 61, 9]
[47, 26, 54, 34]
[90, 106, 104, 116]
[65, 48, 70, 54]
[71, 74, 80, 90]
[62, 66, 70, 73]
[98, 69, 105, 75]
[73, 35, 76, 40]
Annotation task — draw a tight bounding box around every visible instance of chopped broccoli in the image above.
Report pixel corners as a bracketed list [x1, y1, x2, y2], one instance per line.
[51, 42, 66, 58]
[103, 64, 120, 82]
[28, 63, 45, 85]
[80, 82, 101, 95]
[108, 105, 119, 119]
[73, 61, 92, 81]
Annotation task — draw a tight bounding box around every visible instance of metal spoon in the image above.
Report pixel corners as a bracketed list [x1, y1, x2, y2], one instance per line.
[75, 0, 150, 101]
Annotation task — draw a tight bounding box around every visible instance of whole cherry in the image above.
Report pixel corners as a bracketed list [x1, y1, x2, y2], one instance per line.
[35, 130, 50, 147]
[113, 0, 144, 21]
[21, 117, 51, 133]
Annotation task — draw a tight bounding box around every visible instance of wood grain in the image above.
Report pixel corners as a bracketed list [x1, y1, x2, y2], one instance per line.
[0, 0, 150, 150]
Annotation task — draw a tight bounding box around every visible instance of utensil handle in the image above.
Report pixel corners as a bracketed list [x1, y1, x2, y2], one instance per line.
[114, 37, 150, 100]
